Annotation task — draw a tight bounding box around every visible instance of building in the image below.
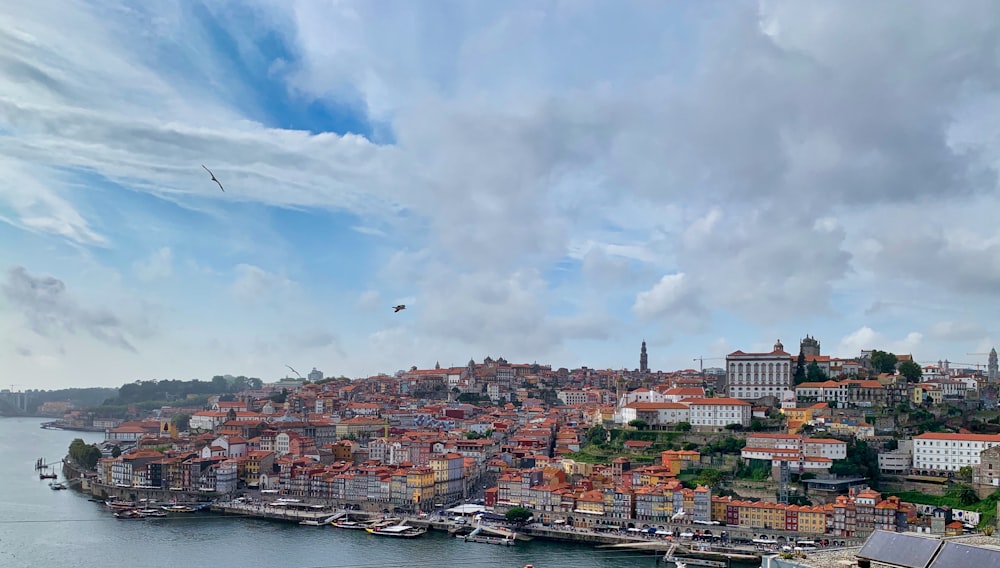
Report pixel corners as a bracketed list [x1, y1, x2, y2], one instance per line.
[640, 340, 649, 373]
[682, 397, 751, 429]
[726, 340, 794, 402]
[912, 432, 1000, 473]
[990, 348, 998, 383]
[307, 368, 324, 382]
[878, 440, 913, 474]
[800, 335, 820, 358]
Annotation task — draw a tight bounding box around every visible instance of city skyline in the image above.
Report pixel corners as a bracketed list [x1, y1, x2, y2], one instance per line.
[3, 1, 1000, 390]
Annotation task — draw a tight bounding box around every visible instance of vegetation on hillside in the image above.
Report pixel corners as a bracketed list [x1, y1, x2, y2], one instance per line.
[890, 485, 1000, 529]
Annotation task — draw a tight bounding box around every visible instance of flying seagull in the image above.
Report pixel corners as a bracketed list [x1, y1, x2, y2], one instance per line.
[202, 165, 225, 192]
[393, 305, 406, 313]
[285, 365, 302, 378]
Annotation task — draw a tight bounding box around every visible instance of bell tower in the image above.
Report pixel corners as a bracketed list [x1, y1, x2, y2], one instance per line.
[640, 340, 649, 373]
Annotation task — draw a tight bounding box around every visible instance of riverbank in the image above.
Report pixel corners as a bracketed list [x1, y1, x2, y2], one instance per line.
[41, 420, 105, 432]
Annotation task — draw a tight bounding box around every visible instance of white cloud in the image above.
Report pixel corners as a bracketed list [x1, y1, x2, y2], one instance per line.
[3, 2, 1000, 386]
[133, 247, 174, 281]
[231, 264, 295, 304]
[632, 273, 706, 330]
[837, 326, 924, 358]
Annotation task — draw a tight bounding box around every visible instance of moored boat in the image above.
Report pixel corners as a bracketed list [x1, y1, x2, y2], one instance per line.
[114, 509, 145, 520]
[161, 504, 197, 513]
[105, 500, 136, 510]
[299, 519, 324, 526]
[49, 482, 68, 490]
[39, 472, 58, 480]
[365, 524, 427, 538]
[333, 520, 368, 530]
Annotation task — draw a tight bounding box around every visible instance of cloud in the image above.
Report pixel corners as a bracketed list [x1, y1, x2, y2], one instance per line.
[133, 247, 174, 281]
[837, 326, 924, 358]
[0, 158, 107, 246]
[231, 264, 295, 304]
[285, 329, 342, 352]
[926, 320, 988, 342]
[1, 265, 137, 352]
[358, 289, 381, 311]
[632, 273, 707, 332]
[3, 2, 1000, 385]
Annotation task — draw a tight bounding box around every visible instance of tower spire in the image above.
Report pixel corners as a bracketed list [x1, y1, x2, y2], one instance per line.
[640, 340, 649, 374]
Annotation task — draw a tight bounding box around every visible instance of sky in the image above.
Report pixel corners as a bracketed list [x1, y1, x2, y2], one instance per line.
[3, 0, 1000, 391]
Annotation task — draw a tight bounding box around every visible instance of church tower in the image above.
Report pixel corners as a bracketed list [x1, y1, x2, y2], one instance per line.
[990, 348, 998, 383]
[640, 340, 649, 373]
[800, 335, 820, 357]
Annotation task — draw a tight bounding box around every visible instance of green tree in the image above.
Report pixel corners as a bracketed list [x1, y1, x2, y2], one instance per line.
[794, 349, 807, 384]
[270, 388, 288, 404]
[750, 418, 765, 431]
[898, 360, 923, 383]
[806, 362, 828, 382]
[171, 412, 191, 431]
[628, 419, 648, 430]
[68, 438, 102, 470]
[111, 445, 122, 458]
[586, 424, 608, 445]
[870, 350, 898, 374]
[958, 465, 974, 480]
[505, 507, 533, 525]
[696, 468, 725, 487]
[675, 422, 692, 432]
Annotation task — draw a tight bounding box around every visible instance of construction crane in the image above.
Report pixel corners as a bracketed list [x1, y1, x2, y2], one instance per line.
[693, 357, 724, 374]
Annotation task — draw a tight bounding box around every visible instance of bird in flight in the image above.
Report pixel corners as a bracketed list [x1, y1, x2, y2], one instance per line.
[202, 165, 225, 192]
[393, 305, 406, 313]
[285, 365, 302, 378]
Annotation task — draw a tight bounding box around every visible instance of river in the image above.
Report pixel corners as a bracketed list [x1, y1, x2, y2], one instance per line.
[0, 417, 693, 568]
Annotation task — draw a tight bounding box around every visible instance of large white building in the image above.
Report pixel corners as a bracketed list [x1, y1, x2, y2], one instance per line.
[726, 340, 794, 401]
[683, 397, 751, 429]
[912, 432, 1000, 473]
[618, 401, 690, 426]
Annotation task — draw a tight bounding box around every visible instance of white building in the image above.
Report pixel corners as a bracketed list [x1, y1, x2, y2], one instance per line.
[682, 397, 751, 429]
[726, 340, 794, 401]
[618, 402, 690, 426]
[912, 432, 1000, 473]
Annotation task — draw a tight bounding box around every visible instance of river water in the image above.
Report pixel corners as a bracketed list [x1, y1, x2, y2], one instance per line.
[0, 417, 684, 568]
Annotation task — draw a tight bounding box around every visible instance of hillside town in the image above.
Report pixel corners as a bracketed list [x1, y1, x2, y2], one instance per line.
[33, 337, 1000, 543]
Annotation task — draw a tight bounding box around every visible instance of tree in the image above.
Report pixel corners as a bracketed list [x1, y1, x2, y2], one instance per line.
[628, 419, 648, 430]
[958, 465, 974, 481]
[898, 360, 922, 383]
[794, 349, 807, 384]
[805, 362, 828, 383]
[675, 422, 692, 432]
[750, 418, 765, 431]
[505, 507, 533, 525]
[586, 424, 608, 445]
[111, 445, 122, 458]
[870, 350, 898, 374]
[270, 388, 288, 404]
[68, 438, 102, 470]
[171, 412, 191, 431]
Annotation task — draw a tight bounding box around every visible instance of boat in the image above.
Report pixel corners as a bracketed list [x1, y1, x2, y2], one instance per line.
[299, 519, 324, 526]
[137, 508, 167, 518]
[365, 524, 427, 538]
[49, 482, 68, 490]
[39, 472, 58, 480]
[161, 504, 197, 513]
[114, 509, 145, 520]
[461, 534, 516, 546]
[333, 520, 368, 530]
[105, 500, 136, 510]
